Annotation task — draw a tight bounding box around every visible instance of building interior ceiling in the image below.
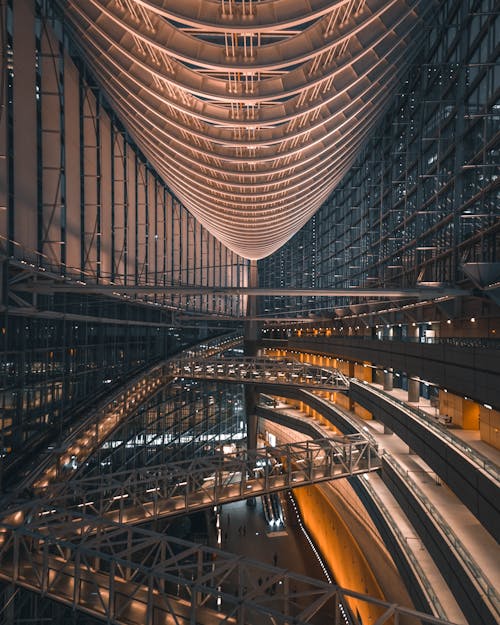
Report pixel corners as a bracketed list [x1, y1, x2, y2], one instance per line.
[61, 0, 432, 259]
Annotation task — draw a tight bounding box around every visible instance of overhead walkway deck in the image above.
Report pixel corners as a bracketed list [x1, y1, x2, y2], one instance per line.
[170, 356, 350, 391]
[0, 511, 461, 625]
[13, 333, 243, 495]
[25, 437, 380, 526]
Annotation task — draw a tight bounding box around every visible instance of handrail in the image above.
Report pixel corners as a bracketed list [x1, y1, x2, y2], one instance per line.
[353, 380, 500, 484]
[269, 383, 444, 616]
[1, 235, 248, 298]
[258, 386, 498, 619]
[302, 390, 379, 447]
[13, 332, 243, 494]
[0, 512, 463, 625]
[356, 473, 449, 620]
[289, 335, 500, 349]
[382, 452, 500, 615]
[257, 403, 336, 441]
[171, 356, 350, 391]
[23, 437, 380, 525]
[1, 358, 158, 480]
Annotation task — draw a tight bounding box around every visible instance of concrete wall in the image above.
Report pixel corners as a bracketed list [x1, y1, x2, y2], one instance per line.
[480, 405, 500, 450]
[258, 398, 442, 619]
[439, 391, 480, 430]
[294, 484, 387, 624]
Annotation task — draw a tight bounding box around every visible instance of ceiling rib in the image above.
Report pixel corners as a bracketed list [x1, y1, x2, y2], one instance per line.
[63, 0, 431, 259]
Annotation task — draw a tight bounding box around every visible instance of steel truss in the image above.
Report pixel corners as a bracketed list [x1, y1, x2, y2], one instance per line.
[26, 437, 380, 525]
[170, 356, 350, 391]
[0, 512, 459, 625]
[16, 281, 469, 298]
[20, 333, 242, 494]
[80, 382, 247, 477]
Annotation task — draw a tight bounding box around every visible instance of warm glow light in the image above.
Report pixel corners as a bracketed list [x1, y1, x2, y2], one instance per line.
[60, 0, 432, 259]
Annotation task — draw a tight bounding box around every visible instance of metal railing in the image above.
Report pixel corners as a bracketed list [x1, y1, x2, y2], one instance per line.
[257, 387, 498, 622]
[0, 512, 462, 625]
[290, 335, 500, 349]
[257, 389, 450, 619]
[16, 332, 243, 495]
[170, 356, 350, 391]
[355, 473, 450, 621]
[19, 437, 380, 526]
[383, 452, 500, 618]
[302, 390, 377, 443]
[353, 381, 500, 484]
[1, 235, 248, 301]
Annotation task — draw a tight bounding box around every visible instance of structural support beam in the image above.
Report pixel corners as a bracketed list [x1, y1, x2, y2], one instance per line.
[17, 283, 470, 298]
[170, 356, 349, 391]
[27, 437, 380, 525]
[383, 369, 394, 392]
[55, 0, 434, 259]
[408, 378, 420, 403]
[245, 259, 259, 450]
[11, 333, 243, 496]
[0, 513, 460, 625]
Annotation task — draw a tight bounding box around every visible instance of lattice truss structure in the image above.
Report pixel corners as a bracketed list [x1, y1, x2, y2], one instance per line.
[59, 0, 433, 259]
[170, 355, 350, 389]
[30, 436, 379, 525]
[0, 509, 458, 625]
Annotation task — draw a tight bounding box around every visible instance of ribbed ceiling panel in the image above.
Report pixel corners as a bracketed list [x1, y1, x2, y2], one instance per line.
[62, 0, 431, 259]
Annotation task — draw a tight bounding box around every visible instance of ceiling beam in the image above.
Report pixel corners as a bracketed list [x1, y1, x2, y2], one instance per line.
[17, 283, 470, 299]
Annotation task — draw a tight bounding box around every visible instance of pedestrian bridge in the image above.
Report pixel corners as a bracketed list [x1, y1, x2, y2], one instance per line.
[25, 333, 243, 494]
[169, 356, 350, 391]
[29, 437, 379, 525]
[0, 511, 460, 625]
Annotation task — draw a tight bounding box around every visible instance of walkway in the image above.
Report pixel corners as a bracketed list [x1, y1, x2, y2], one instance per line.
[31, 437, 380, 525]
[378, 384, 500, 467]
[358, 384, 500, 622]
[169, 356, 349, 391]
[258, 397, 471, 625]
[0, 509, 458, 625]
[17, 333, 243, 495]
[213, 497, 329, 582]
[208, 496, 337, 623]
